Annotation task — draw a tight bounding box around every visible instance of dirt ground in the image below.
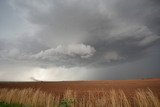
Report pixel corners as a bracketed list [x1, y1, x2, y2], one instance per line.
[0, 78, 160, 98]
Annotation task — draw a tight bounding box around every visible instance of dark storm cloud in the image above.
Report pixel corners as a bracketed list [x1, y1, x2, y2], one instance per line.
[92, 45, 160, 80]
[0, 0, 159, 80]
[10, 0, 159, 65]
[112, 0, 160, 35]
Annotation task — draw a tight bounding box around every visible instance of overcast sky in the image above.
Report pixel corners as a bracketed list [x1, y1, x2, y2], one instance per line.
[0, 0, 160, 81]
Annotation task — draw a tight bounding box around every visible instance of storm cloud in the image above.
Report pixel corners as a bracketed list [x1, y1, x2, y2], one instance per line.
[0, 0, 159, 81]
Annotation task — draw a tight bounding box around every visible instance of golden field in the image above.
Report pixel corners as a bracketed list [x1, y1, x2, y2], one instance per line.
[0, 78, 160, 107]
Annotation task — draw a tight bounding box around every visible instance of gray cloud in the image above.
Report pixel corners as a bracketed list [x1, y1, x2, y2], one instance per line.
[10, 0, 159, 63]
[0, 0, 159, 81]
[31, 44, 96, 59]
[104, 51, 125, 62]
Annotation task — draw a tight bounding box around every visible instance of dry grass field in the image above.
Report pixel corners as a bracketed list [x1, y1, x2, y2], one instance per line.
[0, 78, 160, 107]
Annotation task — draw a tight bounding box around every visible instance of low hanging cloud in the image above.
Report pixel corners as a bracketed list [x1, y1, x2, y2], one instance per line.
[0, 43, 96, 67]
[104, 51, 125, 62]
[31, 44, 96, 59]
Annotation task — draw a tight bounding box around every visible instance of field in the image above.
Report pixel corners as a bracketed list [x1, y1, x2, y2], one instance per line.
[0, 78, 160, 107]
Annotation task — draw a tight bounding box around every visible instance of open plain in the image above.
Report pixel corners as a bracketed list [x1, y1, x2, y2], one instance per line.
[0, 78, 160, 107]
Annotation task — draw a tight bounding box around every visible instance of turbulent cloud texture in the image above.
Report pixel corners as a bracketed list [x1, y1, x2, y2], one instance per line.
[32, 44, 96, 59]
[0, 0, 159, 81]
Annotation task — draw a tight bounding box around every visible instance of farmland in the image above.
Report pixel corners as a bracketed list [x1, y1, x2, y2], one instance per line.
[0, 78, 160, 107]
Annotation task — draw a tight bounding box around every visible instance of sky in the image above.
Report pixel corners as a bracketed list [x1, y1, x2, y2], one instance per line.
[0, 0, 160, 81]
